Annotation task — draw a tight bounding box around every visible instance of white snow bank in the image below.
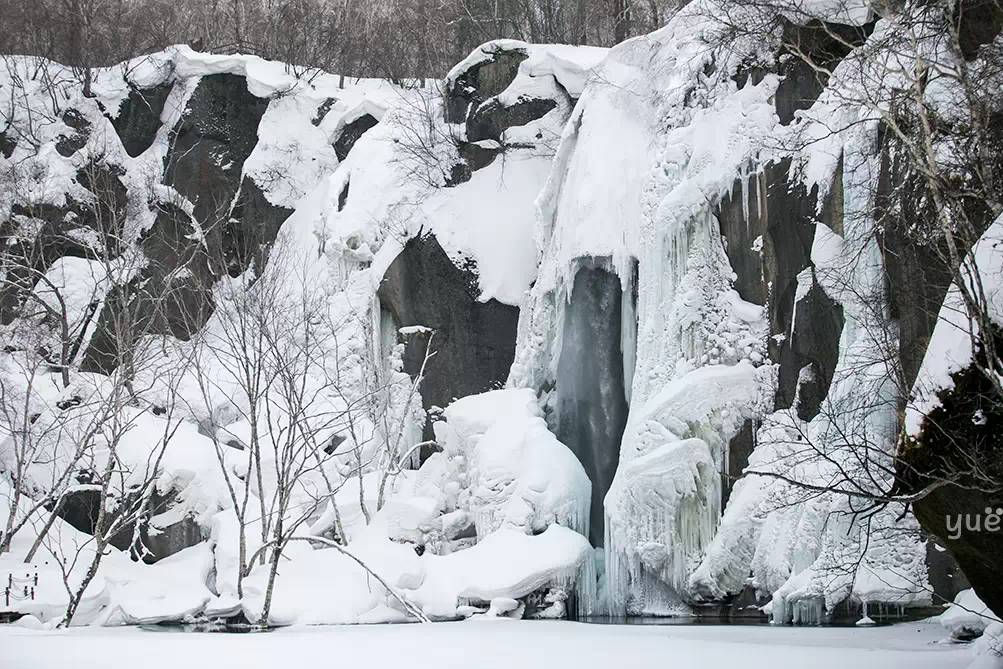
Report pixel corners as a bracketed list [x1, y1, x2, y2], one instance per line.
[420, 154, 552, 304]
[972, 623, 1003, 669]
[0, 619, 971, 669]
[413, 525, 591, 619]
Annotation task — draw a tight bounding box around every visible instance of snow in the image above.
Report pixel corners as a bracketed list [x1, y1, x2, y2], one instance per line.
[973, 623, 1003, 669]
[0, 620, 972, 669]
[411, 526, 590, 618]
[419, 153, 552, 304]
[939, 589, 996, 639]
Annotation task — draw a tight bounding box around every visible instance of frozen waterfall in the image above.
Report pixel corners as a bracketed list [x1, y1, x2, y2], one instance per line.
[553, 260, 634, 547]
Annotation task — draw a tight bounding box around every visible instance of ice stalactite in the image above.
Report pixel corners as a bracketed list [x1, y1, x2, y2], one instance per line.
[602, 204, 769, 615]
[568, 546, 601, 618]
[620, 263, 639, 404]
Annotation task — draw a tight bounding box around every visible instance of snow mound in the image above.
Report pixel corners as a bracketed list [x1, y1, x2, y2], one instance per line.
[435, 388, 591, 540]
[939, 589, 994, 640]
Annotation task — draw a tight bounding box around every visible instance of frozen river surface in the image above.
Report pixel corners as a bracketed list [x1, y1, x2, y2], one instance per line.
[0, 619, 972, 669]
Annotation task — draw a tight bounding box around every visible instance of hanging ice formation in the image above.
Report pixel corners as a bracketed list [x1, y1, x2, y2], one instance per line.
[507, 3, 775, 615]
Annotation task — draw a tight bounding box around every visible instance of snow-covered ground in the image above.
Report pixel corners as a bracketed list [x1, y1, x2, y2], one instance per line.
[0, 620, 971, 669]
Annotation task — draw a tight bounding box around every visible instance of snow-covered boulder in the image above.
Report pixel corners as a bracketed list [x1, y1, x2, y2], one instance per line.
[432, 388, 591, 542]
[940, 589, 994, 641]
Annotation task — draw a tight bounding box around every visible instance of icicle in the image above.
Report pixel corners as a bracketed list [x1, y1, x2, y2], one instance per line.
[740, 165, 750, 229]
[755, 169, 765, 222]
[620, 268, 638, 405]
[573, 548, 602, 618]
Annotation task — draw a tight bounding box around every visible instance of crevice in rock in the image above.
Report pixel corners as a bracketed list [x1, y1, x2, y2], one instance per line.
[333, 113, 378, 161]
[377, 233, 520, 440]
[111, 82, 173, 157]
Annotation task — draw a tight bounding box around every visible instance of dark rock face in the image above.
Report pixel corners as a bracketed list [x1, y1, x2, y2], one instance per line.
[955, 0, 1003, 60]
[877, 213, 954, 391]
[55, 108, 92, 157]
[774, 20, 874, 125]
[80, 201, 216, 372]
[162, 72, 275, 267]
[466, 97, 558, 143]
[734, 19, 873, 126]
[444, 142, 502, 187]
[223, 176, 294, 276]
[337, 179, 350, 211]
[0, 162, 129, 326]
[926, 537, 971, 606]
[899, 327, 1003, 617]
[0, 128, 15, 158]
[78, 179, 285, 371]
[444, 46, 528, 124]
[56, 487, 203, 563]
[553, 261, 632, 546]
[333, 113, 378, 162]
[716, 159, 844, 420]
[378, 233, 520, 437]
[81, 75, 290, 371]
[311, 97, 336, 126]
[782, 275, 844, 420]
[725, 419, 758, 506]
[717, 174, 768, 306]
[164, 73, 268, 225]
[875, 130, 996, 392]
[111, 83, 173, 157]
[458, 141, 500, 171]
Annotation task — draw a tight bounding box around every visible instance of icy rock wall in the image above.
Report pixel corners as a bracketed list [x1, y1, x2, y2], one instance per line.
[508, 0, 946, 618]
[0, 46, 395, 376]
[0, 46, 407, 564]
[689, 24, 939, 617]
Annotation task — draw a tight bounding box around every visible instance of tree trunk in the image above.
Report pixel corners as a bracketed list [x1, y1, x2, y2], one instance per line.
[612, 0, 630, 43]
[258, 512, 284, 625]
[60, 541, 104, 627]
[1, 487, 23, 553]
[23, 496, 65, 563]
